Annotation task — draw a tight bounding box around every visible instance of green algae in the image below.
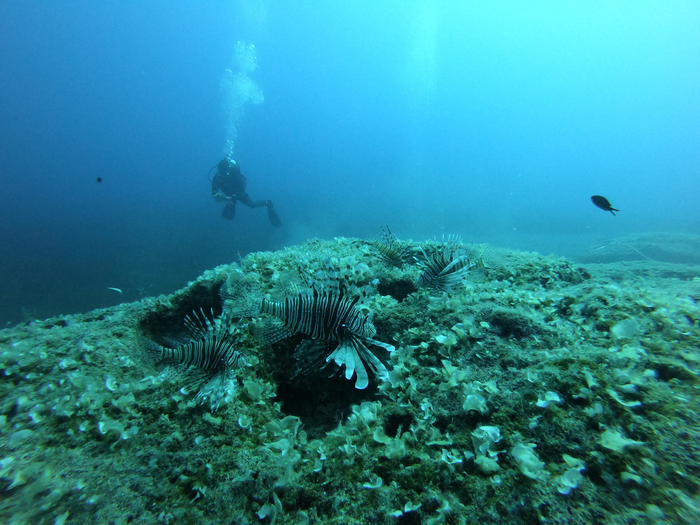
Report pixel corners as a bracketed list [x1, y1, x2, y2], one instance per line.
[1, 236, 700, 524]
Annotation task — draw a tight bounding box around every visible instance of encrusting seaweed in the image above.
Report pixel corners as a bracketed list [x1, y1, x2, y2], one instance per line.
[4, 233, 700, 524]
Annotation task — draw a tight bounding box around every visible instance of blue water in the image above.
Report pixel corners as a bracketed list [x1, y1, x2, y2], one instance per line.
[1, 1, 699, 325]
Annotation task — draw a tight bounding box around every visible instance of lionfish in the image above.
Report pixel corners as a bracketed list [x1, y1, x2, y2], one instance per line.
[149, 308, 247, 411]
[225, 275, 394, 390]
[370, 226, 410, 267]
[416, 245, 485, 292]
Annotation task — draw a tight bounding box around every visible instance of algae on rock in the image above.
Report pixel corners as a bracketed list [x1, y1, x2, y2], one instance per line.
[1, 236, 700, 524]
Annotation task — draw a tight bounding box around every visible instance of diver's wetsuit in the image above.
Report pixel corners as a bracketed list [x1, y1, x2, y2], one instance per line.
[211, 159, 281, 227]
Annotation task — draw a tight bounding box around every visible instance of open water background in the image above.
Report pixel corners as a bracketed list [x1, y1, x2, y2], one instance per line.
[1, 1, 699, 325]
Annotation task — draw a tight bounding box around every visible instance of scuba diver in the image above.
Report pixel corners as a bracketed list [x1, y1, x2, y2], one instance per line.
[210, 158, 282, 227]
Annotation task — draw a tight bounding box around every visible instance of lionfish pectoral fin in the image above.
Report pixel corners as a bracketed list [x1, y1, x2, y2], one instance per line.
[326, 340, 369, 389]
[194, 367, 237, 411]
[326, 341, 356, 379]
[359, 338, 393, 383]
[368, 339, 395, 353]
[222, 272, 264, 318]
[137, 332, 166, 363]
[158, 364, 186, 384]
[254, 317, 295, 344]
[293, 339, 329, 378]
[178, 367, 211, 395]
[438, 256, 466, 276]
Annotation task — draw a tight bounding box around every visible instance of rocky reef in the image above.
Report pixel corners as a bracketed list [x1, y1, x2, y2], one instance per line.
[2, 236, 700, 524]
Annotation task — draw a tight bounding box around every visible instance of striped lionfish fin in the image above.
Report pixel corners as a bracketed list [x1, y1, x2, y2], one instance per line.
[370, 226, 409, 266]
[326, 339, 365, 387]
[222, 272, 264, 318]
[292, 339, 334, 379]
[194, 366, 237, 409]
[253, 317, 296, 345]
[137, 331, 165, 363]
[416, 246, 480, 292]
[353, 337, 394, 384]
[177, 367, 211, 395]
[294, 335, 395, 390]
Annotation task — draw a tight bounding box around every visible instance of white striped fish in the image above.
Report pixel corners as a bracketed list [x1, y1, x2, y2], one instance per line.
[370, 226, 410, 267]
[416, 246, 485, 292]
[158, 309, 246, 411]
[260, 287, 394, 390]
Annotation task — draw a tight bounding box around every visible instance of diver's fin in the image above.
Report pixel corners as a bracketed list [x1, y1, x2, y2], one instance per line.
[222, 202, 236, 220]
[267, 203, 282, 227]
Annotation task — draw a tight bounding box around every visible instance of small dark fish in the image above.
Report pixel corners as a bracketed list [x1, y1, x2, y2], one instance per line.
[96, 177, 103, 183]
[591, 195, 619, 216]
